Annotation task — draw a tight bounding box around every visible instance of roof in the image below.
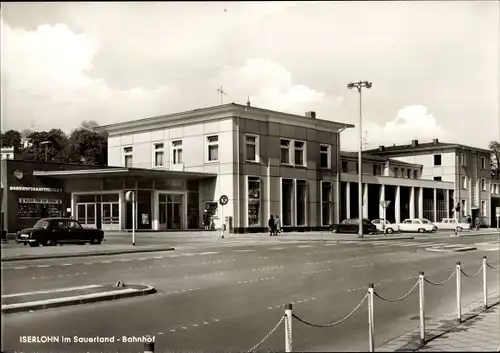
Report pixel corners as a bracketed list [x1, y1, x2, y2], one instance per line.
[340, 151, 423, 167]
[365, 140, 491, 155]
[33, 167, 216, 180]
[96, 103, 355, 134]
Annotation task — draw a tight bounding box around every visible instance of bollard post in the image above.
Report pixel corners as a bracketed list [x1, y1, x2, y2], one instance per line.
[483, 256, 488, 309]
[456, 262, 461, 323]
[419, 271, 425, 344]
[285, 303, 293, 353]
[144, 341, 154, 353]
[368, 283, 375, 352]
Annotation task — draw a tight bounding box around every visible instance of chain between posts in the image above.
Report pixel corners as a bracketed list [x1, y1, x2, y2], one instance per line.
[486, 262, 499, 269]
[292, 293, 368, 328]
[373, 280, 420, 302]
[460, 265, 483, 278]
[424, 271, 456, 286]
[246, 315, 285, 353]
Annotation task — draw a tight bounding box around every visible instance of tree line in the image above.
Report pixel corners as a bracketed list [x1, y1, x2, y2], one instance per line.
[0, 120, 108, 166]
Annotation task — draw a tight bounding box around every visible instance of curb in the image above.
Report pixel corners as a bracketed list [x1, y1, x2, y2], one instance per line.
[2, 285, 157, 314]
[425, 246, 477, 253]
[0, 247, 175, 262]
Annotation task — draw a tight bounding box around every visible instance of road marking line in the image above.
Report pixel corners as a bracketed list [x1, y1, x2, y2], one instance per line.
[154, 256, 163, 259]
[61, 263, 72, 266]
[268, 307, 273, 309]
[192, 324, 198, 327]
[203, 321, 209, 325]
[84, 262, 94, 265]
[170, 329, 176, 332]
[181, 327, 187, 330]
[37, 265, 50, 268]
[83, 272, 87, 275]
[14, 266, 27, 270]
[138, 258, 147, 261]
[157, 332, 164, 335]
[120, 259, 131, 262]
[2, 284, 103, 298]
[213, 318, 220, 322]
[58, 274, 63, 277]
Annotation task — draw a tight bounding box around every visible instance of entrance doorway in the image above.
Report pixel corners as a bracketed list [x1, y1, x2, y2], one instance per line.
[159, 193, 184, 230]
[102, 202, 120, 230]
[77, 203, 96, 228]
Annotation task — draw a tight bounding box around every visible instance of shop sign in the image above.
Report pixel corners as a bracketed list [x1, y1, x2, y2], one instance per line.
[19, 198, 62, 204]
[9, 186, 63, 193]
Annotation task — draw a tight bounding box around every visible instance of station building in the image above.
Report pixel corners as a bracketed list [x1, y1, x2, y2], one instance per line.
[1, 104, 498, 232]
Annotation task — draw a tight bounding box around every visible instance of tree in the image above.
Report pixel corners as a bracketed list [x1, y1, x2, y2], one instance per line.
[20, 129, 69, 163]
[489, 140, 500, 177]
[66, 128, 107, 165]
[0, 130, 22, 151]
[80, 120, 99, 132]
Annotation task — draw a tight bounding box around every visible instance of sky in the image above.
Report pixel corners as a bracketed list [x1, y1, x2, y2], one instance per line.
[1, 1, 499, 151]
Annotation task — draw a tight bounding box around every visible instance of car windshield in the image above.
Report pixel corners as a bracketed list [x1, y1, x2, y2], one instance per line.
[33, 220, 49, 229]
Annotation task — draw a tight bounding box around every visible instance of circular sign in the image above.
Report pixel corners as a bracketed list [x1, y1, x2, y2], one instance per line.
[14, 170, 24, 180]
[219, 195, 228, 206]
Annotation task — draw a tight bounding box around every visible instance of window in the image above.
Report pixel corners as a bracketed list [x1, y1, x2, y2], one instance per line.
[321, 182, 333, 226]
[296, 180, 307, 226]
[206, 135, 219, 162]
[461, 199, 467, 217]
[407, 169, 412, 178]
[481, 157, 486, 170]
[433, 176, 442, 181]
[356, 163, 359, 174]
[320, 145, 331, 169]
[124, 146, 133, 167]
[393, 167, 398, 177]
[496, 184, 499, 195]
[401, 169, 406, 177]
[342, 161, 348, 173]
[414, 170, 419, 178]
[56, 220, 67, 230]
[481, 178, 486, 191]
[280, 139, 291, 164]
[461, 154, 467, 167]
[372, 165, 381, 176]
[68, 221, 82, 230]
[434, 154, 442, 166]
[245, 135, 259, 162]
[294, 141, 305, 166]
[281, 179, 294, 226]
[154, 143, 164, 167]
[461, 176, 467, 189]
[481, 200, 487, 216]
[247, 177, 261, 226]
[172, 140, 183, 165]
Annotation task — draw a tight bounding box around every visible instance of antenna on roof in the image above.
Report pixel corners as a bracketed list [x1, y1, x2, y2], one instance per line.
[245, 96, 251, 111]
[217, 86, 227, 105]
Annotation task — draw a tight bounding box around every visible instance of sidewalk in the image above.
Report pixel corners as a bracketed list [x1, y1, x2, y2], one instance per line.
[416, 304, 500, 352]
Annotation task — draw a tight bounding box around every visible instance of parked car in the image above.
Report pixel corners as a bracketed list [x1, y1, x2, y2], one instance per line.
[16, 218, 105, 247]
[372, 219, 400, 234]
[335, 218, 377, 234]
[398, 218, 437, 233]
[434, 218, 471, 232]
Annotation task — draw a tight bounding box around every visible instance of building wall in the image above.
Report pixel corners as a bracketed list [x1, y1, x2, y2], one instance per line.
[390, 151, 456, 182]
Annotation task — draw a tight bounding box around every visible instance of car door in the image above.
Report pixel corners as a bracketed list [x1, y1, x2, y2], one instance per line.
[52, 220, 69, 243]
[412, 219, 422, 231]
[67, 220, 84, 243]
[399, 219, 411, 232]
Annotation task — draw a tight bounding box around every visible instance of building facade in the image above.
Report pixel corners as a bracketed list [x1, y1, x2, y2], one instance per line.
[1, 147, 15, 160]
[365, 139, 494, 226]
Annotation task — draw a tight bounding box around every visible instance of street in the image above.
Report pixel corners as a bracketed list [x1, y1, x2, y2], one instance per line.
[1, 233, 499, 352]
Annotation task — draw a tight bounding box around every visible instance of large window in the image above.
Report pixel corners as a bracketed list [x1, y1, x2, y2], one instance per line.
[245, 134, 259, 162]
[280, 139, 291, 164]
[461, 199, 467, 217]
[294, 141, 305, 166]
[433, 154, 442, 166]
[281, 179, 294, 226]
[207, 135, 219, 162]
[124, 147, 133, 167]
[481, 200, 487, 216]
[172, 140, 183, 165]
[461, 154, 467, 167]
[461, 176, 467, 189]
[342, 161, 348, 173]
[320, 145, 330, 169]
[247, 177, 261, 226]
[321, 182, 333, 226]
[481, 178, 486, 191]
[481, 157, 486, 170]
[296, 180, 307, 226]
[154, 143, 164, 167]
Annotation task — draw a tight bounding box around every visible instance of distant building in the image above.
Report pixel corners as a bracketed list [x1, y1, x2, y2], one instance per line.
[1, 147, 15, 160]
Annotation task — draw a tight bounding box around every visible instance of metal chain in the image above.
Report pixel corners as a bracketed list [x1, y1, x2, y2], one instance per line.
[373, 280, 420, 302]
[486, 262, 500, 269]
[460, 265, 483, 278]
[424, 271, 456, 286]
[247, 315, 285, 352]
[292, 293, 368, 328]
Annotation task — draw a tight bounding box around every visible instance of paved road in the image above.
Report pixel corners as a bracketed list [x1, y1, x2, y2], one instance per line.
[2, 235, 499, 352]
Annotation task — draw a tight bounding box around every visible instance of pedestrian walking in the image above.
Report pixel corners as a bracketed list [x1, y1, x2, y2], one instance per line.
[268, 215, 275, 236]
[274, 216, 281, 235]
[475, 216, 481, 230]
[203, 210, 210, 230]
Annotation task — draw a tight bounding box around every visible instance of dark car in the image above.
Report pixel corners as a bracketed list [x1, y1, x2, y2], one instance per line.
[334, 218, 377, 235]
[16, 218, 104, 247]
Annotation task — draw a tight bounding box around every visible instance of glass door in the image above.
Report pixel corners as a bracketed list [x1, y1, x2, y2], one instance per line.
[76, 203, 97, 228]
[102, 202, 120, 230]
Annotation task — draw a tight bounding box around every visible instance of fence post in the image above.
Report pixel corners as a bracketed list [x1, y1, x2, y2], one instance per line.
[483, 256, 488, 309]
[144, 341, 154, 353]
[419, 271, 425, 344]
[368, 283, 375, 352]
[285, 303, 293, 353]
[456, 261, 461, 323]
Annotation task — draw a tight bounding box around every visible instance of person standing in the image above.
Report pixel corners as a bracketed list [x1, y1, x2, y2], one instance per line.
[275, 216, 281, 235]
[203, 210, 210, 230]
[268, 215, 275, 236]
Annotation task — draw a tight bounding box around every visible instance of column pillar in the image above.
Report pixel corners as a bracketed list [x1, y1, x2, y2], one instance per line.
[446, 189, 450, 218]
[379, 184, 385, 218]
[409, 187, 415, 219]
[395, 185, 401, 224]
[346, 182, 351, 219]
[363, 183, 368, 219]
[418, 187, 424, 219]
[433, 188, 437, 222]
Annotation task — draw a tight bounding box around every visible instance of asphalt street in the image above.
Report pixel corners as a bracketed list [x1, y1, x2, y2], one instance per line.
[1, 234, 499, 353]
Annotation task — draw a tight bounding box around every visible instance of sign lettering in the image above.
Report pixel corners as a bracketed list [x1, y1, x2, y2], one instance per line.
[19, 198, 62, 204]
[9, 186, 63, 193]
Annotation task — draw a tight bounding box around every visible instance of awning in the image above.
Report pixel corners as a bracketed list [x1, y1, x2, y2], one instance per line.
[33, 167, 216, 180]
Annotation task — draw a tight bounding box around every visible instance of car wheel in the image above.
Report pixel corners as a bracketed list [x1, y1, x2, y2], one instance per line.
[91, 238, 102, 245]
[418, 228, 425, 233]
[456, 227, 463, 232]
[44, 239, 57, 246]
[386, 228, 394, 234]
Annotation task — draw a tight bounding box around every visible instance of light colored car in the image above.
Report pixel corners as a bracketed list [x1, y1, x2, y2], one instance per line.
[398, 218, 437, 233]
[371, 219, 400, 234]
[434, 218, 471, 232]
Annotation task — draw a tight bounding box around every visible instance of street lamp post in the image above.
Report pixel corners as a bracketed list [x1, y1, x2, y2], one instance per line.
[347, 80, 372, 238]
[40, 141, 51, 162]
